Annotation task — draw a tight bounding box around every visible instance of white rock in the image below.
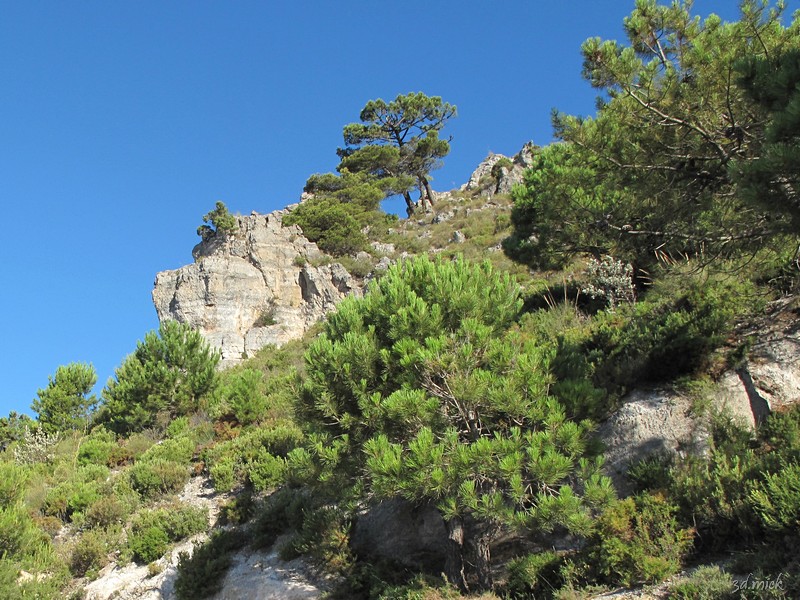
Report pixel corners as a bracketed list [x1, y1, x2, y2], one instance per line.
[153, 212, 363, 367]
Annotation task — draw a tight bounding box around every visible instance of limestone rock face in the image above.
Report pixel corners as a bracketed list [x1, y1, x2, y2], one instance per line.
[462, 142, 537, 197]
[597, 390, 710, 496]
[598, 311, 800, 495]
[153, 211, 362, 366]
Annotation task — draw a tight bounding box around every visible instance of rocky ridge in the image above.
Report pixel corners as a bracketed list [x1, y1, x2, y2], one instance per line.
[152, 145, 534, 366]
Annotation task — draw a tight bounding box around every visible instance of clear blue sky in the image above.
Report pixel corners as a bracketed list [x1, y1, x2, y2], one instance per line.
[0, 1, 745, 417]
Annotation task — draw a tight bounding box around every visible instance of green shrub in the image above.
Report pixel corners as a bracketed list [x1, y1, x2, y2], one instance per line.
[587, 494, 694, 587]
[377, 575, 467, 600]
[289, 506, 355, 576]
[166, 416, 190, 439]
[588, 275, 747, 395]
[129, 459, 189, 498]
[127, 506, 205, 565]
[251, 487, 310, 549]
[253, 306, 277, 328]
[218, 492, 256, 526]
[209, 455, 236, 492]
[0, 557, 67, 600]
[0, 462, 29, 508]
[78, 428, 117, 466]
[505, 551, 563, 599]
[129, 525, 169, 564]
[174, 530, 246, 600]
[85, 495, 128, 529]
[283, 198, 368, 256]
[204, 422, 303, 492]
[669, 565, 734, 599]
[70, 530, 109, 577]
[0, 505, 41, 558]
[140, 436, 195, 465]
[43, 476, 102, 522]
[129, 504, 208, 561]
[247, 449, 288, 492]
[669, 413, 761, 549]
[219, 369, 266, 426]
[337, 254, 375, 278]
[123, 431, 157, 460]
[627, 453, 674, 493]
[748, 462, 800, 535]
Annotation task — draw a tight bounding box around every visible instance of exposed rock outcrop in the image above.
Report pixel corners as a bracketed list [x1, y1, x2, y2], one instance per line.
[153, 211, 363, 366]
[598, 390, 709, 496]
[598, 306, 800, 494]
[461, 142, 536, 197]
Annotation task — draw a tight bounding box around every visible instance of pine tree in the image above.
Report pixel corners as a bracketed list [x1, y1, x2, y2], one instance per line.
[100, 321, 219, 434]
[733, 49, 800, 231]
[32, 362, 97, 434]
[340, 92, 456, 215]
[506, 1, 798, 268]
[299, 256, 612, 590]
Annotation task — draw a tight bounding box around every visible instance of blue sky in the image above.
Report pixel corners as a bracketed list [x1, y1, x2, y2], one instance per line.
[0, 1, 745, 416]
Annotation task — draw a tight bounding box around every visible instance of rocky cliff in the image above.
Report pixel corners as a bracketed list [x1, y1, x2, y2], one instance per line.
[152, 210, 362, 366]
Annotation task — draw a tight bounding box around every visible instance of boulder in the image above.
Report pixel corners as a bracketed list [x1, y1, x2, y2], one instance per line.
[351, 499, 447, 572]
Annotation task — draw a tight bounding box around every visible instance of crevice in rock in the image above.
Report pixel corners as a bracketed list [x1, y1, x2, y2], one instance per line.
[298, 269, 312, 304]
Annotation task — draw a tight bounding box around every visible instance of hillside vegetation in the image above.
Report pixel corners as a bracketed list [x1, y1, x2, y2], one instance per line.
[2, 2, 800, 599]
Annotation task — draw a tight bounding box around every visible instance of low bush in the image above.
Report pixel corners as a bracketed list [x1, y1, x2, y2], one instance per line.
[667, 408, 800, 551]
[43, 477, 102, 522]
[0, 462, 29, 508]
[174, 529, 247, 600]
[505, 551, 563, 598]
[122, 431, 157, 460]
[70, 530, 110, 577]
[251, 487, 310, 549]
[289, 505, 355, 576]
[377, 574, 485, 600]
[247, 449, 287, 492]
[84, 495, 129, 529]
[0, 505, 42, 557]
[204, 422, 304, 492]
[166, 416, 190, 439]
[589, 277, 744, 395]
[77, 428, 117, 466]
[128, 504, 207, 564]
[218, 369, 266, 426]
[586, 493, 694, 587]
[129, 525, 169, 564]
[748, 462, 800, 535]
[218, 491, 256, 525]
[139, 436, 195, 465]
[209, 455, 236, 492]
[669, 565, 734, 599]
[129, 459, 189, 498]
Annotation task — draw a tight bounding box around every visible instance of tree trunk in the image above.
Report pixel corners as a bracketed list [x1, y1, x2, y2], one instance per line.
[421, 175, 435, 208]
[474, 532, 493, 591]
[444, 517, 468, 591]
[403, 190, 416, 217]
